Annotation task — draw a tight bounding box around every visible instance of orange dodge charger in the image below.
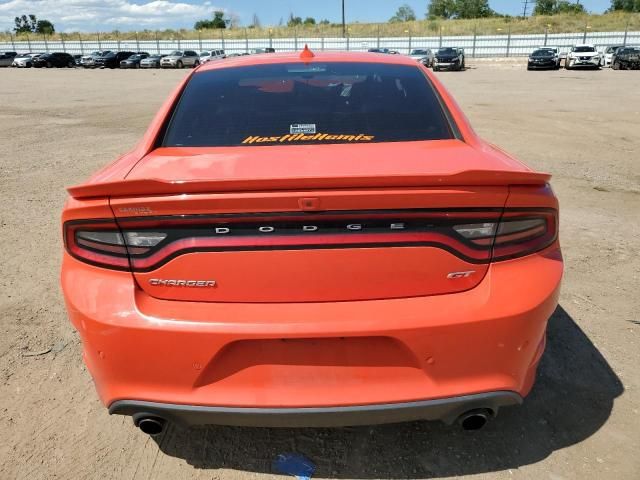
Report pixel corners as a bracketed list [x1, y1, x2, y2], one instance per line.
[61, 48, 562, 435]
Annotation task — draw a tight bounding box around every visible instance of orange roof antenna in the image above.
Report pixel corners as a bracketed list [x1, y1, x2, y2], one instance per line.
[300, 44, 315, 61]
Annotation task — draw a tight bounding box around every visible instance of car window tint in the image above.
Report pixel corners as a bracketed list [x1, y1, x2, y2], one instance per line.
[163, 62, 454, 147]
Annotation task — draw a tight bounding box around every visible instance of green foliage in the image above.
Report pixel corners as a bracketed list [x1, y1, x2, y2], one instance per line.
[303, 17, 316, 25]
[287, 14, 303, 27]
[194, 11, 227, 30]
[390, 4, 417, 22]
[14, 14, 37, 33]
[35, 20, 55, 35]
[534, 0, 586, 15]
[427, 0, 495, 19]
[608, 0, 640, 12]
[427, 0, 457, 19]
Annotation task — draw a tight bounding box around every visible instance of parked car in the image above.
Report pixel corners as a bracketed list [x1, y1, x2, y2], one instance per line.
[433, 47, 465, 71]
[601, 45, 624, 67]
[565, 44, 601, 69]
[11, 53, 42, 68]
[527, 48, 560, 70]
[532, 46, 561, 68]
[62, 49, 561, 434]
[160, 50, 200, 68]
[611, 46, 640, 70]
[0, 51, 18, 67]
[95, 51, 136, 69]
[81, 50, 111, 68]
[140, 54, 165, 69]
[120, 53, 150, 69]
[250, 48, 276, 54]
[368, 48, 392, 54]
[409, 48, 435, 67]
[32, 52, 76, 68]
[199, 49, 226, 63]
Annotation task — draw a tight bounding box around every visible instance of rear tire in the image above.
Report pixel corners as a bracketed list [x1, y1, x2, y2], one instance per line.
[193, 60, 200, 68]
[612, 61, 620, 70]
[67, 61, 74, 68]
[176, 60, 183, 69]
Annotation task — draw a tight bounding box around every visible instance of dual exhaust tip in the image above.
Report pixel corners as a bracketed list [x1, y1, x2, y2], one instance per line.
[133, 408, 493, 435]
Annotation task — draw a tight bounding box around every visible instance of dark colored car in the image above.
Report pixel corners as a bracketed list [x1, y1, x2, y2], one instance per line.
[73, 54, 83, 66]
[33, 52, 76, 68]
[527, 48, 559, 70]
[120, 53, 150, 69]
[95, 51, 136, 69]
[433, 47, 465, 71]
[0, 51, 18, 67]
[611, 46, 640, 70]
[368, 48, 392, 54]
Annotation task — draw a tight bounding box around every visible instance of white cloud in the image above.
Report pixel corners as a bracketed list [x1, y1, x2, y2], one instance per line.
[0, 0, 224, 32]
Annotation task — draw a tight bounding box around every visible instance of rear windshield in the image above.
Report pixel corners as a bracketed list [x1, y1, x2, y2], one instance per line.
[162, 62, 454, 147]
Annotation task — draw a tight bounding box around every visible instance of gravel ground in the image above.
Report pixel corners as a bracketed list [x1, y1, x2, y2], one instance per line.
[0, 63, 638, 479]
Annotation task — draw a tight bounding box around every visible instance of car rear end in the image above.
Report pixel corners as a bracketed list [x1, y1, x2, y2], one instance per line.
[62, 52, 562, 430]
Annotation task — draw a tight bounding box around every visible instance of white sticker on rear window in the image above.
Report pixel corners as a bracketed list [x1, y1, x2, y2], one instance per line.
[290, 124, 316, 134]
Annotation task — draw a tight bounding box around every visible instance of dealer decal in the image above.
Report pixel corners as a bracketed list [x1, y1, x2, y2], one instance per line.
[290, 123, 317, 134]
[242, 133, 375, 144]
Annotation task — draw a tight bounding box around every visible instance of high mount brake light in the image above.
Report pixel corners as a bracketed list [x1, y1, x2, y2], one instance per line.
[63, 209, 557, 272]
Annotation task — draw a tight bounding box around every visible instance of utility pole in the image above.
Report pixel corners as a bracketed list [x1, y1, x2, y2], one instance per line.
[342, 0, 346, 38]
[522, 0, 530, 18]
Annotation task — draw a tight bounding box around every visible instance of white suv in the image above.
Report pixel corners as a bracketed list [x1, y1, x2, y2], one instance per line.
[199, 49, 226, 63]
[565, 44, 601, 69]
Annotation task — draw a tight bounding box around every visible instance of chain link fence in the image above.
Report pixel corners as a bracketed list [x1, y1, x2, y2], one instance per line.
[1, 30, 639, 58]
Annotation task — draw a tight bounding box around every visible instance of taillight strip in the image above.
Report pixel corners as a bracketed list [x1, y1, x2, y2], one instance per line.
[63, 208, 558, 272]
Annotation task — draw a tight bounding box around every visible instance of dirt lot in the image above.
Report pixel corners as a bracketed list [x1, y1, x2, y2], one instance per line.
[0, 62, 638, 479]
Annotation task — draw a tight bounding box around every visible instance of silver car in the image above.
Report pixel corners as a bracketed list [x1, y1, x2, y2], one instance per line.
[199, 49, 226, 63]
[11, 53, 42, 68]
[409, 48, 435, 67]
[160, 50, 200, 68]
[81, 51, 111, 68]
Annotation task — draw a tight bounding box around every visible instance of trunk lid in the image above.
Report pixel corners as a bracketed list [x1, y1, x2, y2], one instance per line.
[76, 141, 548, 303]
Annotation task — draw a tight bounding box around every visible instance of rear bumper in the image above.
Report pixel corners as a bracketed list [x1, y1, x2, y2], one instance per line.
[110, 391, 522, 427]
[62, 245, 562, 425]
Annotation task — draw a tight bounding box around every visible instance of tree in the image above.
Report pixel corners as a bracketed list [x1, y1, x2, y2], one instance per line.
[534, 0, 587, 15]
[319, 19, 331, 25]
[14, 14, 37, 33]
[193, 11, 227, 30]
[251, 13, 261, 28]
[303, 17, 316, 25]
[534, 0, 556, 15]
[287, 14, 303, 27]
[609, 0, 640, 11]
[455, 0, 495, 19]
[427, 0, 457, 19]
[555, 1, 586, 13]
[390, 4, 417, 22]
[35, 20, 55, 35]
[426, 0, 494, 19]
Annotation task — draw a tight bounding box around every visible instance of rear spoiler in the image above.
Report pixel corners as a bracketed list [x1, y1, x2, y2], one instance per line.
[67, 170, 551, 199]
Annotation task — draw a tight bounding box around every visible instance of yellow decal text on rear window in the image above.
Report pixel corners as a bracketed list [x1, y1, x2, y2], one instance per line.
[242, 133, 375, 144]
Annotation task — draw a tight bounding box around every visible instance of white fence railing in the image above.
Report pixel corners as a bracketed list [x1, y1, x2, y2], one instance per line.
[1, 31, 639, 58]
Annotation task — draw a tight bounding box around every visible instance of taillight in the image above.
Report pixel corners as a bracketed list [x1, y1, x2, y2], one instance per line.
[64, 220, 131, 270]
[64, 209, 557, 271]
[453, 209, 557, 261]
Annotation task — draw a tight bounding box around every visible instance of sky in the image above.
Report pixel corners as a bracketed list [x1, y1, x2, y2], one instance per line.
[0, 1, 613, 33]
